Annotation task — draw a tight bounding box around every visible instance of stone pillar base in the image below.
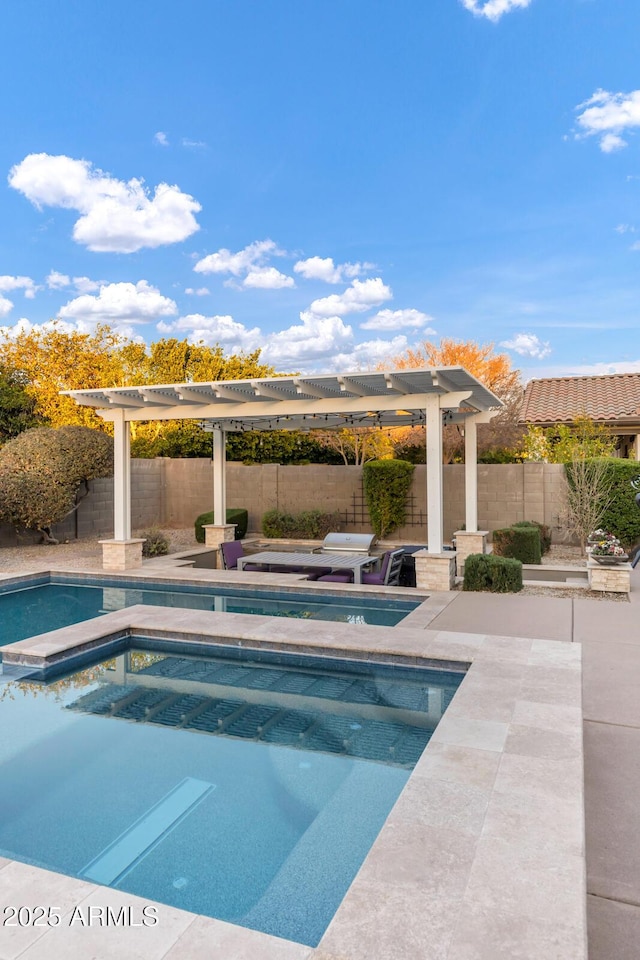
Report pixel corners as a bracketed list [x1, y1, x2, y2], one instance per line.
[454, 531, 489, 575]
[203, 524, 237, 568]
[588, 558, 631, 594]
[414, 550, 457, 591]
[99, 538, 146, 572]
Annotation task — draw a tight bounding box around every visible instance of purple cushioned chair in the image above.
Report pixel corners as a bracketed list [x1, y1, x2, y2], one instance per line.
[221, 540, 261, 571]
[360, 549, 404, 586]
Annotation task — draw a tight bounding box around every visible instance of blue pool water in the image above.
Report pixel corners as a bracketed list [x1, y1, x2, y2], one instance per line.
[0, 644, 463, 945]
[0, 575, 419, 647]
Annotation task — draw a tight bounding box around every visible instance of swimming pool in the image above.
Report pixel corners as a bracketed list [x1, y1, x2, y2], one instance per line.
[0, 574, 420, 647]
[0, 643, 463, 946]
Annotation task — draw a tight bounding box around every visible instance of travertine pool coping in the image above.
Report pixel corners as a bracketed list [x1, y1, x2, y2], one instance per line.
[0, 571, 586, 960]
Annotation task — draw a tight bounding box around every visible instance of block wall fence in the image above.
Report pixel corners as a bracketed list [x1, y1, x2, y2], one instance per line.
[0, 459, 574, 546]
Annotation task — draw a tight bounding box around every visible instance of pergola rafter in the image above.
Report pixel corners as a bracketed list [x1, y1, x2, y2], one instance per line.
[63, 366, 501, 570]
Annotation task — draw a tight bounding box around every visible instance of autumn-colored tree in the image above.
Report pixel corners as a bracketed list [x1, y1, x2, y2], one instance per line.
[314, 427, 394, 465]
[523, 416, 616, 464]
[386, 337, 524, 462]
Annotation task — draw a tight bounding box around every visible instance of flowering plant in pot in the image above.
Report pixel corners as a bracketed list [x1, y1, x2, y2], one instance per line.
[587, 529, 618, 544]
[590, 540, 628, 564]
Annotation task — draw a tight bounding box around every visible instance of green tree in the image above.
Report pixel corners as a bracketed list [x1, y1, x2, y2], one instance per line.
[0, 426, 113, 542]
[0, 365, 43, 443]
[523, 417, 616, 463]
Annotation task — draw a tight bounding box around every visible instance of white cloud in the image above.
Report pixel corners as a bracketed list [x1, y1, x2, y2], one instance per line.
[500, 332, 551, 359]
[262, 312, 353, 367]
[615, 224, 636, 234]
[154, 131, 169, 147]
[72, 276, 102, 293]
[182, 138, 206, 148]
[461, 0, 532, 22]
[0, 296, 13, 318]
[293, 256, 372, 284]
[8, 153, 201, 253]
[575, 89, 640, 153]
[58, 280, 177, 327]
[0, 275, 37, 299]
[243, 267, 295, 289]
[523, 359, 640, 381]
[185, 286, 210, 296]
[46, 270, 70, 289]
[158, 313, 261, 352]
[309, 278, 392, 318]
[360, 308, 435, 332]
[330, 336, 411, 373]
[194, 239, 281, 276]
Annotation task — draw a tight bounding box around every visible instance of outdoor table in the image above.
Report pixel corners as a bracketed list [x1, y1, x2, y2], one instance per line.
[236, 550, 377, 584]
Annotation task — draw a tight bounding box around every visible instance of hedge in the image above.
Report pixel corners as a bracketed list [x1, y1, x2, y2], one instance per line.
[492, 525, 541, 564]
[362, 459, 415, 539]
[513, 520, 551, 555]
[575, 459, 640, 549]
[261, 509, 340, 540]
[463, 554, 523, 593]
[194, 508, 248, 543]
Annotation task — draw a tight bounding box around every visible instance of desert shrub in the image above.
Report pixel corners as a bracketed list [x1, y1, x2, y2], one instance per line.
[492, 525, 541, 564]
[261, 509, 340, 539]
[363, 460, 415, 539]
[141, 528, 170, 557]
[463, 554, 523, 593]
[513, 520, 551, 555]
[194, 508, 248, 543]
[0, 426, 113, 542]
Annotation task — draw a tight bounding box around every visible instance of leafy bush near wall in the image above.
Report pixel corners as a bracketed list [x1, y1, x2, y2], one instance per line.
[513, 520, 551, 555]
[492, 525, 541, 564]
[362, 460, 415, 539]
[194, 508, 248, 543]
[261, 509, 340, 539]
[463, 554, 523, 593]
[141, 528, 170, 557]
[582, 459, 640, 548]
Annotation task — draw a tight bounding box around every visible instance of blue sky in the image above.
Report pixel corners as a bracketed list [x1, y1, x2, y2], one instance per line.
[1, 0, 639, 380]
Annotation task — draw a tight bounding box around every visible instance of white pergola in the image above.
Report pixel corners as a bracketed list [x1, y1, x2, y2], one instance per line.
[64, 366, 501, 563]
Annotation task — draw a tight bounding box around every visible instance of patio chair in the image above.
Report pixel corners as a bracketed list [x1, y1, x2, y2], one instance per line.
[314, 549, 405, 586]
[220, 540, 262, 571]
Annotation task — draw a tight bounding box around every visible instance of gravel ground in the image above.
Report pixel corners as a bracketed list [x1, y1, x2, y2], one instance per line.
[0, 527, 198, 574]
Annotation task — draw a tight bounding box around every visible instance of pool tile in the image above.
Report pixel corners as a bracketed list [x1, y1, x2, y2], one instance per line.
[504, 722, 582, 762]
[161, 915, 311, 959]
[412, 742, 501, 791]
[15, 887, 195, 960]
[447, 899, 586, 960]
[430, 716, 508, 753]
[319, 881, 460, 960]
[0, 862, 96, 959]
[391, 776, 491, 837]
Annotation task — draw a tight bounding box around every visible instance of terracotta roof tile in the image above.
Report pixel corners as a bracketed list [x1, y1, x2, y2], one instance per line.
[519, 373, 640, 426]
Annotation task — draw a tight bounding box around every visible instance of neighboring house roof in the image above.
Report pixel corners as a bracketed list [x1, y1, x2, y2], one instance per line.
[520, 373, 640, 427]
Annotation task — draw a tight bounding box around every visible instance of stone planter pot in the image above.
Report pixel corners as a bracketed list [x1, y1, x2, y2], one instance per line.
[593, 555, 629, 565]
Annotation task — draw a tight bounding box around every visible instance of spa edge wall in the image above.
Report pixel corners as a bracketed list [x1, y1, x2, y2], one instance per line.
[0, 459, 571, 547]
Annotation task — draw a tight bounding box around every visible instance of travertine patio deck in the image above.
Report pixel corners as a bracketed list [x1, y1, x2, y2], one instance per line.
[0, 566, 587, 960]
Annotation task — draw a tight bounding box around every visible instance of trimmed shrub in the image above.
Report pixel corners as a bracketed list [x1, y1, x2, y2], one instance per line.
[362, 459, 415, 539]
[513, 520, 551, 555]
[463, 554, 523, 593]
[492, 525, 541, 564]
[141, 527, 170, 557]
[261, 509, 340, 540]
[194, 508, 248, 543]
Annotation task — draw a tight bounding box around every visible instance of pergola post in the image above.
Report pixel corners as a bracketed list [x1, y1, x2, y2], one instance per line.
[455, 413, 489, 574]
[99, 409, 145, 570]
[414, 395, 456, 591]
[203, 427, 236, 564]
